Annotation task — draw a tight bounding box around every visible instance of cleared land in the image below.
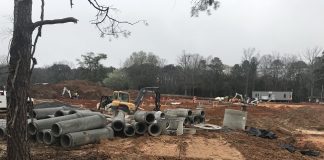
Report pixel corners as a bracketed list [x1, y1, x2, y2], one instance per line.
[0, 81, 323, 160]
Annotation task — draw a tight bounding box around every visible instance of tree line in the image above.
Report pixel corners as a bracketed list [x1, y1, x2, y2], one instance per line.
[1, 48, 323, 102]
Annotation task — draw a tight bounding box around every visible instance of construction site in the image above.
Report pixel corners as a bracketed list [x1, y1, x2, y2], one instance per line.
[0, 80, 323, 160]
[1, 1, 324, 160]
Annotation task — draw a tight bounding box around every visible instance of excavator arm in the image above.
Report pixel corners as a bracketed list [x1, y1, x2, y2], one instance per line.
[134, 87, 161, 112]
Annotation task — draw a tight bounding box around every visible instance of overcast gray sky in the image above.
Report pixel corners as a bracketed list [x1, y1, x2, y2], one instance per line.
[1, 0, 324, 68]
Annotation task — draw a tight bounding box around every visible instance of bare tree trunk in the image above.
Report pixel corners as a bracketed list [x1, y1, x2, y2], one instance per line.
[245, 73, 249, 97]
[310, 72, 315, 100]
[6, 0, 33, 159]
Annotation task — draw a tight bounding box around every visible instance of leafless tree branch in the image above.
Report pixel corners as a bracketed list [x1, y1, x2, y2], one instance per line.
[191, 0, 220, 17]
[32, 17, 78, 30]
[70, 0, 74, 8]
[87, 0, 147, 38]
[31, 0, 45, 58]
[304, 47, 323, 65]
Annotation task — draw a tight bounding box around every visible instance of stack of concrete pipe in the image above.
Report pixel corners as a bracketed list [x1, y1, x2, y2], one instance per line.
[165, 108, 205, 125]
[1, 104, 206, 147]
[27, 106, 114, 148]
[162, 108, 205, 135]
[191, 109, 206, 124]
[110, 110, 165, 137]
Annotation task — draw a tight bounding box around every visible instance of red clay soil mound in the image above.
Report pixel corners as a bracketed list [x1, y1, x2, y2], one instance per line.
[30, 80, 113, 99]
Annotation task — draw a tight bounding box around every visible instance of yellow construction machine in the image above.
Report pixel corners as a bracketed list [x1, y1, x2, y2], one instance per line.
[97, 87, 161, 114]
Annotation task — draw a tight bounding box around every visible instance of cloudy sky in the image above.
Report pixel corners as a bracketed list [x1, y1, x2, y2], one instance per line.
[0, 0, 324, 68]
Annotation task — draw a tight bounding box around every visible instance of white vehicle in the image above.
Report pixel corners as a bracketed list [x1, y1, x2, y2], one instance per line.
[0, 90, 34, 109]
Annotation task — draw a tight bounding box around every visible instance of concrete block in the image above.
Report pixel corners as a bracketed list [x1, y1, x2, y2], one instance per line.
[222, 109, 247, 130]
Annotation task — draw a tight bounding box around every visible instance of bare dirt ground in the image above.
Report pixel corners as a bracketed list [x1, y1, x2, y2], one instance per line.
[1, 100, 323, 160]
[0, 81, 323, 159]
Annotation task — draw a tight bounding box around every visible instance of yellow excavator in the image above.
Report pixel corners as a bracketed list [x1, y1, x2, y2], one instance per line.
[97, 87, 161, 114]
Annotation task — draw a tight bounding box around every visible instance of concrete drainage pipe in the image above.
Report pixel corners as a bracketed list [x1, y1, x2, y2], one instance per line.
[54, 110, 70, 117]
[31, 106, 67, 119]
[43, 130, 59, 145]
[193, 110, 205, 117]
[60, 127, 114, 148]
[123, 123, 136, 137]
[132, 122, 147, 135]
[134, 111, 155, 124]
[36, 129, 49, 143]
[165, 109, 192, 117]
[111, 111, 125, 132]
[153, 111, 165, 120]
[28, 112, 104, 136]
[188, 115, 200, 125]
[51, 115, 107, 137]
[148, 123, 162, 137]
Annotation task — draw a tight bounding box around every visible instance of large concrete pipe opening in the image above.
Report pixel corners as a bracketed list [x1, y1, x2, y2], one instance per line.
[134, 122, 147, 135]
[54, 110, 63, 117]
[166, 109, 192, 117]
[28, 122, 38, 135]
[32, 107, 66, 119]
[54, 110, 70, 117]
[154, 111, 165, 120]
[43, 132, 52, 145]
[61, 134, 72, 148]
[43, 131, 58, 145]
[51, 124, 62, 137]
[193, 116, 200, 124]
[189, 116, 200, 124]
[68, 110, 77, 114]
[111, 110, 125, 132]
[123, 124, 135, 137]
[112, 120, 124, 132]
[184, 117, 191, 125]
[187, 110, 193, 116]
[199, 116, 205, 123]
[148, 123, 161, 137]
[36, 131, 44, 143]
[146, 113, 155, 124]
[160, 112, 165, 119]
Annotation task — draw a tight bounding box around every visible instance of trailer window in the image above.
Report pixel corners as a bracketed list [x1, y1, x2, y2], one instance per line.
[284, 94, 286, 98]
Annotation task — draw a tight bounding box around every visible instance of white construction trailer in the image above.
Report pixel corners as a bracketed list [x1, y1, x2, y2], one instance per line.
[252, 91, 293, 102]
